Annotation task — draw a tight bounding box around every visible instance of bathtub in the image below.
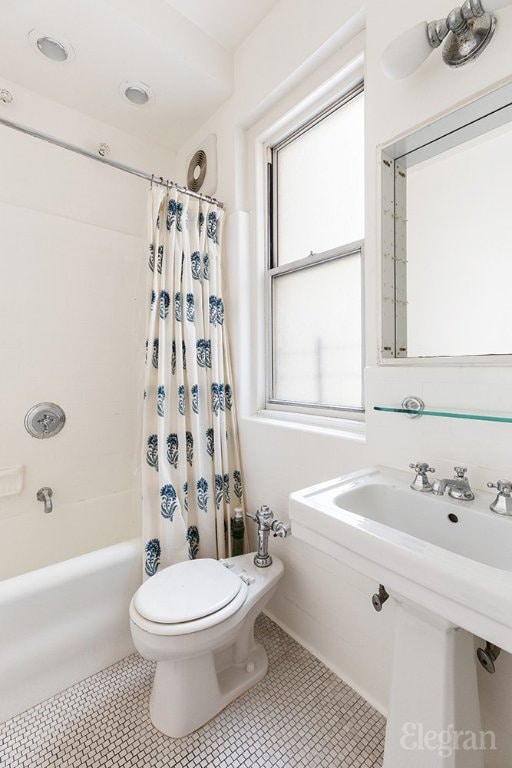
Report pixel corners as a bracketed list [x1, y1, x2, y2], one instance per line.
[0, 539, 141, 722]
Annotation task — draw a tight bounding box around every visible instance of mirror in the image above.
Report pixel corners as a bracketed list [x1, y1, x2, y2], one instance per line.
[381, 82, 512, 359]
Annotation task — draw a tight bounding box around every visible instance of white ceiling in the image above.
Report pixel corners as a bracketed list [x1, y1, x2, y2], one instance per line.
[166, 0, 279, 51]
[0, 0, 279, 149]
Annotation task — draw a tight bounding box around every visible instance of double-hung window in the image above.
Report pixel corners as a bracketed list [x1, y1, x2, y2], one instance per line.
[266, 83, 365, 419]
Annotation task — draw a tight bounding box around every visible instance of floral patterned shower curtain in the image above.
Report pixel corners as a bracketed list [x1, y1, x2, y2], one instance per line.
[142, 187, 245, 577]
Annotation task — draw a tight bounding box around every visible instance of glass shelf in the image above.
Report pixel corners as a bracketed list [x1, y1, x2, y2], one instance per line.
[374, 406, 512, 424]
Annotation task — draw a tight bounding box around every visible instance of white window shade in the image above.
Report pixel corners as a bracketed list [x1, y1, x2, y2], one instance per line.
[272, 254, 362, 408]
[276, 93, 365, 266]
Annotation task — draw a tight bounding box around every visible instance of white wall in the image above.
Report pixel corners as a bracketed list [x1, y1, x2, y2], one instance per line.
[0, 77, 175, 578]
[176, 0, 512, 763]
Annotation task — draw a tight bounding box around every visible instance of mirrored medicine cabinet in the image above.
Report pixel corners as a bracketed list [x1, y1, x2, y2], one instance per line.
[381, 81, 512, 360]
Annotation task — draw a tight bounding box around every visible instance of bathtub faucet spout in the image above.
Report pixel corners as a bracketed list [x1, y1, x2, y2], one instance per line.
[36, 487, 53, 513]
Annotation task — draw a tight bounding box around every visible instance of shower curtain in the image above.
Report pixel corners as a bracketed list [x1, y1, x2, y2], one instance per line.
[142, 187, 245, 577]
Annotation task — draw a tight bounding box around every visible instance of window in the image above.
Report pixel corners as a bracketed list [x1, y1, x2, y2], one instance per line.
[266, 84, 365, 418]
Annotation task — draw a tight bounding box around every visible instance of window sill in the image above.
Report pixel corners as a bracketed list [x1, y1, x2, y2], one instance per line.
[251, 408, 366, 442]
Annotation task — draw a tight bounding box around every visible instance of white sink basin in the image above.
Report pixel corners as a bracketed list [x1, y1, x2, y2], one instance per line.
[290, 465, 512, 650]
[290, 465, 512, 768]
[336, 479, 512, 570]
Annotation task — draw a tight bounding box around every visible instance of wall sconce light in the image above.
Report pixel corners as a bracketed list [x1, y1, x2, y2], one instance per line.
[382, 0, 512, 79]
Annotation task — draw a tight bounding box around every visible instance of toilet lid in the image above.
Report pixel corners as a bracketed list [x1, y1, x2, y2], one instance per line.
[134, 559, 243, 624]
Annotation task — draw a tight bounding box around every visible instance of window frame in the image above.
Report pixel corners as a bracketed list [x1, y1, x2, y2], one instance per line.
[265, 81, 365, 420]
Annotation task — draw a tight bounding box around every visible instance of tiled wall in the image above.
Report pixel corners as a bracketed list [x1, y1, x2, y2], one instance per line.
[0, 80, 174, 578]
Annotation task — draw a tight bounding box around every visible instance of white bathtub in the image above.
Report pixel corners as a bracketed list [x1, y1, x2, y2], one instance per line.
[0, 539, 141, 722]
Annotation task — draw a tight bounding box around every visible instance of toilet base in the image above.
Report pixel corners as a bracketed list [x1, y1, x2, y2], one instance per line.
[150, 641, 268, 737]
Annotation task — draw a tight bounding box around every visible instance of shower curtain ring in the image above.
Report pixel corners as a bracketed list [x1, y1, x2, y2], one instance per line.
[150, 174, 154, 189]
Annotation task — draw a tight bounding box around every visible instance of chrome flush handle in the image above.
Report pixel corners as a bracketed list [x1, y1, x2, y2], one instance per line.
[247, 505, 291, 568]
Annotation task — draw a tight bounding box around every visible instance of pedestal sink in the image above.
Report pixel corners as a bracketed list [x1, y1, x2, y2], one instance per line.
[290, 466, 512, 768]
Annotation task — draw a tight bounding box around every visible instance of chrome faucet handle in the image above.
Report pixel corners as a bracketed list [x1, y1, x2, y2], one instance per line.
[487, 480, 512, 493]
[409, 462, 435, 473]
[410, 461, 435, 478]
[271, 520, 291, 538]
[454, 466, 468, 479]
[487, 480, 512, 515]
[409, 462, 435, 492]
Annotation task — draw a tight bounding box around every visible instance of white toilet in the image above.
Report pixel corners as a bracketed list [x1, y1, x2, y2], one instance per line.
[129, 552, 283, 737]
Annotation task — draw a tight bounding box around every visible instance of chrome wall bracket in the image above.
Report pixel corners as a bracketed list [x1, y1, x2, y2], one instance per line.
[372, 585, 390, 612]
[428, 0, 498, 69]
[477, 641, 501, 673]
[25, 403, 66, 439]
[402, 396, 425, 419]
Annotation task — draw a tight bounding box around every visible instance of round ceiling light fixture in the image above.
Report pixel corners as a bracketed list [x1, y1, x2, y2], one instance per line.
[37, 36, 68, 61]
[122, 82, 151, 106]
[28, 30, 75, 62]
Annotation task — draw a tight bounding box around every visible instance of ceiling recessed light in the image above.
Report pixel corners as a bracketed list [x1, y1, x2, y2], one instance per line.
[124, 83, 150, 105]
[37, 36, 68, 61]
[28, 30, 75, 62]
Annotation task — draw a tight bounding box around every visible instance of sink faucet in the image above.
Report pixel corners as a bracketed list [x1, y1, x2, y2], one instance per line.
[431, 466, 474, 501]
[409, 462, 436, 492]
[487, 480, 512, 516]
[247, 505, 291, 568]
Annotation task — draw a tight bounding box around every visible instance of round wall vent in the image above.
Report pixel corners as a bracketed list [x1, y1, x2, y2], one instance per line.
[187, 150, 207, 192]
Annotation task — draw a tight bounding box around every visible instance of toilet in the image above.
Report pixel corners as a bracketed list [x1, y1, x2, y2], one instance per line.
[129, 552, 284, 737]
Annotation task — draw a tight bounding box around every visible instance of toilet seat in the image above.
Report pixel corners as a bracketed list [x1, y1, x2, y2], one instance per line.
[130, 558, 250, 636]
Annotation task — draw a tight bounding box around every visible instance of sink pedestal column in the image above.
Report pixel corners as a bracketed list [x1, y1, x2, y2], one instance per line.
[383, 601, 484, 768]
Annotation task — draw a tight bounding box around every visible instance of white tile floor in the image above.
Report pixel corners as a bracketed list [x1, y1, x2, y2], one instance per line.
[0, 615, 385, 767]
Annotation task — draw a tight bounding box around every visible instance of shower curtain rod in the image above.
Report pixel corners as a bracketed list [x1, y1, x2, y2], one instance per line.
[0, 115, 224, 209]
